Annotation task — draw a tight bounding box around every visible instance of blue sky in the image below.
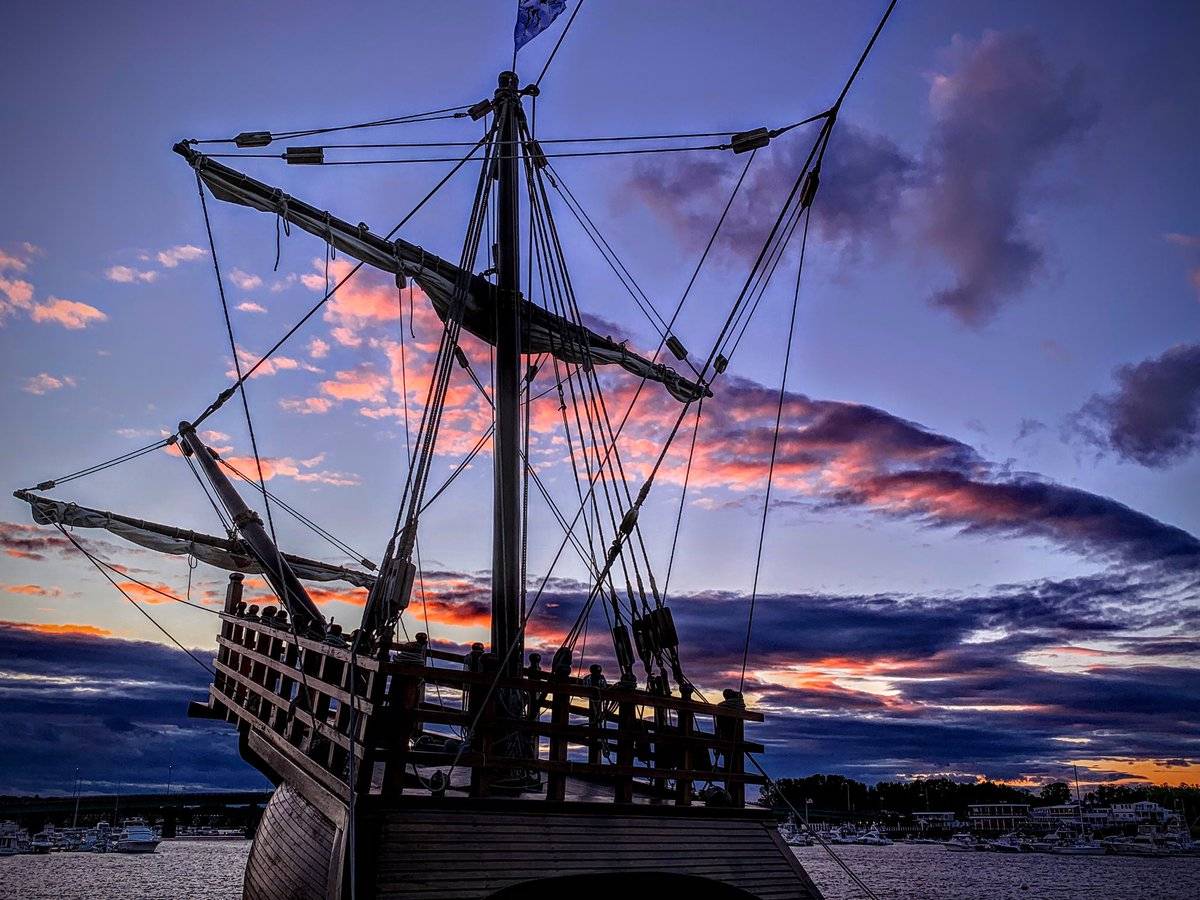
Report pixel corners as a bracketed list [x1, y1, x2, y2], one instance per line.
[1, 1, 1197, 794]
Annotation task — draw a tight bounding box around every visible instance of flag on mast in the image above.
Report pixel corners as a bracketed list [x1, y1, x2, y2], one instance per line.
[514, 0, 568, 53]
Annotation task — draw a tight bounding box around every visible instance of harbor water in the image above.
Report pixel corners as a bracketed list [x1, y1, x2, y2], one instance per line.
[0, 839, 1198, 899]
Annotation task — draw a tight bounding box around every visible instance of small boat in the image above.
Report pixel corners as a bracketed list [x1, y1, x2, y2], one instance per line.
[1104, 833, 1169, 857]
[986, 833, 1025, 853]
[0, 821, 22, 856]
[114, 819, 160, 854]
[777, 817, 814, 847]
[829, 825, 862, 844]
[29, 831, 54, 854]
[858, 828, 893, 846]
[1050, 835, 1105, 856]
[777, 820, 816, 849]
[943, 832, 980, 852]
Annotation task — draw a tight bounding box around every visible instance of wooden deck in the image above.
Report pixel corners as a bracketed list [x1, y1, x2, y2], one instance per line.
[195, 576, 823, 899]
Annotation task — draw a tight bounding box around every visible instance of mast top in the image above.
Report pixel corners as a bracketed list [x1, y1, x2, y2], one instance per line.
[496, 70, 519, 90]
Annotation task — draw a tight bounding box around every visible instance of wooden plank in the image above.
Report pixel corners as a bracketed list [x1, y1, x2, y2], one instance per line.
[218, 635, 374, 714]
[214, 660, 366, 758]
[384, 661, 764, 721]
[219, 612, 380, 669]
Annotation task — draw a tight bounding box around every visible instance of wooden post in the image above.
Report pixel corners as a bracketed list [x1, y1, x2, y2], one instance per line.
[676, 684, 695, 806]
[546, 667, 570, 802]
[716, 689, 746, 808]
[615, 699, 636, 804]
[650, 674, 669, 802]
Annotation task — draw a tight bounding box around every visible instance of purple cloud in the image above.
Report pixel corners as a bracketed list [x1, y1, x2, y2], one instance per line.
[1073, 342, 1200, 467]
[923, 31, 1097, 325]
[624, 30, 1096, 327]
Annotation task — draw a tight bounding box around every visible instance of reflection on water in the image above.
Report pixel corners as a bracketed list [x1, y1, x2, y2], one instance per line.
[796, 842, 1200, 900]
[1, 837, 1198, 899]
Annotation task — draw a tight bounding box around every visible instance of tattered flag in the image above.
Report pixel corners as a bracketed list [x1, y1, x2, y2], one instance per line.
[514, 0, 568, 53]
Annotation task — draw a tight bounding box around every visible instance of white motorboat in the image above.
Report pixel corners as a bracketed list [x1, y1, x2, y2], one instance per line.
[777, 817, 814, 847]
[0, 821, 22, 856]
[114, 819, 160, 854]
[829, 825, 861, 845]
[858, 828, 892, 846]
[986, 833, 1025, 853]
[1103, 833, 1169, 857]
[943, 832, 980, 852]
[1050, 835, 1105, 856]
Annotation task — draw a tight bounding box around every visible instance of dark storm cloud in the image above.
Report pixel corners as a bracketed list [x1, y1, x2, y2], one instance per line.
[3, 562, 1194, 791]
[611, 375, 1200, 572]
[0, 624, 265, 794]
[1072, 342, 1200, 468]
[624, 30, 1096, 327]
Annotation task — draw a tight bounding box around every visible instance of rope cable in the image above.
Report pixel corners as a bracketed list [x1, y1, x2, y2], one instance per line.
[55, 525, 214, 674]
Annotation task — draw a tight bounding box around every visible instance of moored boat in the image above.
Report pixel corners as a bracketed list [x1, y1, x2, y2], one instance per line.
[114, 819, 160, 854]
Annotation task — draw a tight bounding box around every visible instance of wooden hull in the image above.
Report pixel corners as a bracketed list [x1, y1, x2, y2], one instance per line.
[243, 780, 822, 900]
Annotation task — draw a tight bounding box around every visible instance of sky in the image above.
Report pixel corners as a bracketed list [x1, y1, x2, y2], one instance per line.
[0, 1, 1197, 797]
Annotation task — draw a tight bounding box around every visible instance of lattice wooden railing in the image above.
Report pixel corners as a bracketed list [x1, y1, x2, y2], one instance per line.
[199, 574, 766, 809]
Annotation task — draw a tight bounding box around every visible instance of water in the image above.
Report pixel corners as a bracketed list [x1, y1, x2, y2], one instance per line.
[795, 843, 1200, 900]
[1, 840, 1197, 898]
[0, 840, 250, 900]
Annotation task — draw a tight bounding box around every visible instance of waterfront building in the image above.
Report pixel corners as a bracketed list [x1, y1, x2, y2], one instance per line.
[968, 803, 1031, 833]
[1111, 801, 1170, 824]
[912, 812, 961, 831]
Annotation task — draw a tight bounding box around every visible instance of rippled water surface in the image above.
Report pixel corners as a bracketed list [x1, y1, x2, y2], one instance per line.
[0, 840, 250, 900]
[2, 839, 1198, 899]
[795, 843, 1200, 900]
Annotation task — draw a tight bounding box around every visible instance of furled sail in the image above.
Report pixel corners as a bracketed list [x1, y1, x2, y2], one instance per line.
[13, 491, 376, 589]
[174, 143, 710, 403]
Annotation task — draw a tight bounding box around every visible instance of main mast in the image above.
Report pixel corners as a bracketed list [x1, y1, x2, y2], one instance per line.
[491, 70, 523, 676]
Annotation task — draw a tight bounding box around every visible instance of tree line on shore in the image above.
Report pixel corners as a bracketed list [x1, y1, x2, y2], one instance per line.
[759, 774, 1200, 816]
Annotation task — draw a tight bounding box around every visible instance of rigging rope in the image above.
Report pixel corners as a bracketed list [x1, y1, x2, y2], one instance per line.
[746, 753, 882, 900]
[55, 525, 215, 675]
[187, 103, 474, 145]
[534, 0, 585, 87]
[739, 209, 812, 692]
[189, 127, 496, 432]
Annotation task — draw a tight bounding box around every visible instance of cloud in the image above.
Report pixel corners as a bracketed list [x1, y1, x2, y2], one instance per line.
[225, 346, 321, 379]
[599, 374, 1200, 572]
[922, 31, 1097, 325]
[1165, 233, 1200, 300]
[1072, 343, 1200, 467]
[22, 372, 77, 395]
[0, 245, 108, 330]
[0, 623, 264, 794]
[626, 31, 1094, 327]
[29, 296, 108, 329]
[1, 620, 114, 638]
[0, 248, 31, 272]
[307, 337, 329, 359]
[1, 584, 62, 598]
[104, 265, 157, 284]
[235, 301, 267, 313]
[0, 521, 73, 561]
[319, 365, 389, 402]
[155, 244, 206, 268]
[220, 453, 360, 487]
[279, 396, 333, 415]
[115, 580, 180, 605]
[625, 124, 915, 264]
[228, 268, 263, 290]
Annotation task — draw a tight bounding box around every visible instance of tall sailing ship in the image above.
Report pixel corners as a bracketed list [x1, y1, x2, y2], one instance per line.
[15, 3, 898, 897]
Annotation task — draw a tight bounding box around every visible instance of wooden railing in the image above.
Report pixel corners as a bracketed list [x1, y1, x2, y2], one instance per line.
[202, 574, 765, 810]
